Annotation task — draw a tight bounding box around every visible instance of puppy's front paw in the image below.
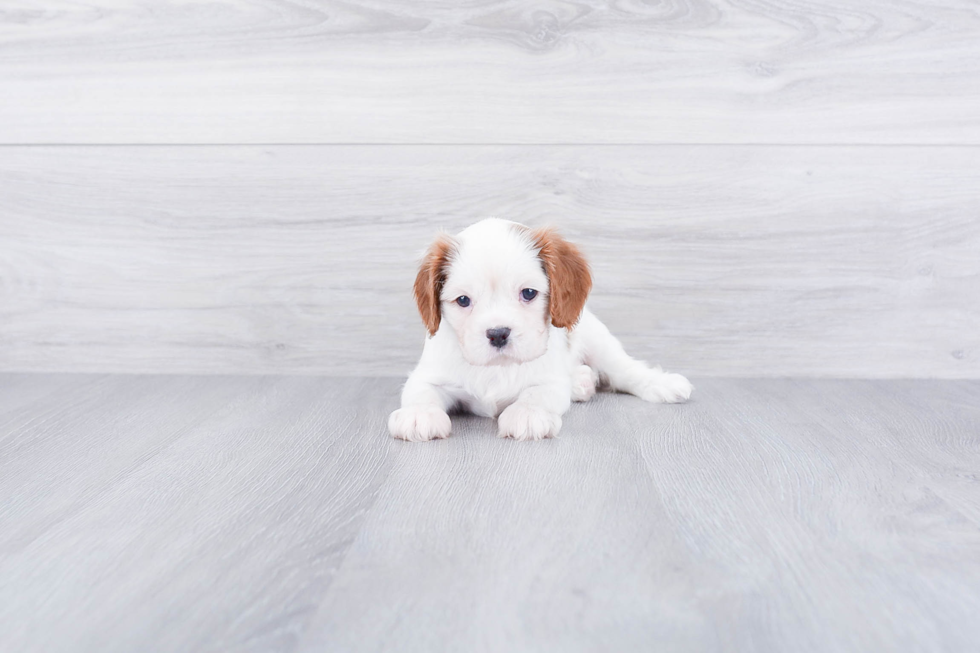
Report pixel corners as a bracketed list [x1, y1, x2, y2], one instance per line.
[636, 371, 693, 404]
[388, 406, 452, 442]
[497, 403, 561, 441]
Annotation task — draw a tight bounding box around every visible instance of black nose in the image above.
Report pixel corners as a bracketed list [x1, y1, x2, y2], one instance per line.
[486, 327, 511, 349]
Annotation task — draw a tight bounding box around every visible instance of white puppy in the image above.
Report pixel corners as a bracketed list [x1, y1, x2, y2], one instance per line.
[389, 218, 692, 441]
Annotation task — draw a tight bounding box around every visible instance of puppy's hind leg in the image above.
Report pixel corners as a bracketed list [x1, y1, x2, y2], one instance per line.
[573, 308, 693, 404]
[571, 364, 599, 402]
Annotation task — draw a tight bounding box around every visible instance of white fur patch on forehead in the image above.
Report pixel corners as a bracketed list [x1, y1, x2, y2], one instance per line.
[456, 218, 537, 253]
[443, 218, 548, 297]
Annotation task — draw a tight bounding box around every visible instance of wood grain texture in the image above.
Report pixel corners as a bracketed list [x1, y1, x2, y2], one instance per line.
[628, 379, 980, 652]
[0, 374, 397, 652]
[1, 374, 979, 652]
[2, 0, 979, 144]
[1, 145, 977, 377]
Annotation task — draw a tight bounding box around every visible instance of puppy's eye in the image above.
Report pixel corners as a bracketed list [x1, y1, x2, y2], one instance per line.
[521, 288, 538, 302]
[455, 296, 471, 308]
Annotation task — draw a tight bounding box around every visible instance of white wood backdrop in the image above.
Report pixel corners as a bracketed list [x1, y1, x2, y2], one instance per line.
[2, 146, 977, 377]
[1, 1, 979, 377]
[2, 0, 980, 144]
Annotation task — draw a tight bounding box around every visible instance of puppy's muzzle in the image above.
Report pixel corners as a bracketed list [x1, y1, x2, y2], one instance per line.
[486, 327, 511, 349]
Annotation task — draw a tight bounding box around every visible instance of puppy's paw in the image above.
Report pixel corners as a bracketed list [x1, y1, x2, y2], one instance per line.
[497, 403, 561, 441]
[388, 406, 452, 442]
[571, 365, 599, 402]
[636, 371, 693, 404]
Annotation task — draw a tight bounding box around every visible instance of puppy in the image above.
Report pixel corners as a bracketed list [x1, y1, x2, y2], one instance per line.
[389, 218, 692, 441]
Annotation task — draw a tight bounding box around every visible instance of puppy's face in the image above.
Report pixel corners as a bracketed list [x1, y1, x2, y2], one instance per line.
[414, 219, 592, 366]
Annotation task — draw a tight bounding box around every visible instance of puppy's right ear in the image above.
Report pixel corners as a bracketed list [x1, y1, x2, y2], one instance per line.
[413, 233, 456, 336]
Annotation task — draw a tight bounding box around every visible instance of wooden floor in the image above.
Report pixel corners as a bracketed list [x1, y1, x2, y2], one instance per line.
[1, 374, 978, 652]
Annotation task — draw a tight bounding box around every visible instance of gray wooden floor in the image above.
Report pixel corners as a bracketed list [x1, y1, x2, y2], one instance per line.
[1, 374, 978, 652]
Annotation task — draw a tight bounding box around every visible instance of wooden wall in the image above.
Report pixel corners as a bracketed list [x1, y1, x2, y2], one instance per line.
[1, 1, 978, 377]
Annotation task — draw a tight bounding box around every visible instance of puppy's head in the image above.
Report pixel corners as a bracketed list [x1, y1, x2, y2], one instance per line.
[414, 218, 592, 366]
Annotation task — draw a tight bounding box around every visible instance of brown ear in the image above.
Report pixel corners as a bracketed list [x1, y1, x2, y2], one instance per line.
[531, 227, 592, 329]
[413, 233, 456, 336]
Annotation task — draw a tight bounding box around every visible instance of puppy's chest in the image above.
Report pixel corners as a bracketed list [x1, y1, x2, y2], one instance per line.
[453, 368, 538, 417]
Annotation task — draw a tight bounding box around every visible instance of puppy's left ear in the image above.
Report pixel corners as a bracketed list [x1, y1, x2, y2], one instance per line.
[531, 227, 592, 329]
[413, 232, 456, 336]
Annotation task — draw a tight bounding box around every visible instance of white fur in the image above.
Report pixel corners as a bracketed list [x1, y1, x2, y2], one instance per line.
[388, 218, 693, 442]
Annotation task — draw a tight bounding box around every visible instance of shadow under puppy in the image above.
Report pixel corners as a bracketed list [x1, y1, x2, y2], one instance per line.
[389, 218, 692, 441]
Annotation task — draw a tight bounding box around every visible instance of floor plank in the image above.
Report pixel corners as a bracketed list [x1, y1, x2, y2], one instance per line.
[4, 375, 975, 652]
[2, 145, 978, 378]
[630, 379, 980, 652]
[300, 396, 709, 652]
[2, 1, 979, 143]
[0, 374, 254, 554]
[301, 378, 980, 652]
[0, 375, 398, 652]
